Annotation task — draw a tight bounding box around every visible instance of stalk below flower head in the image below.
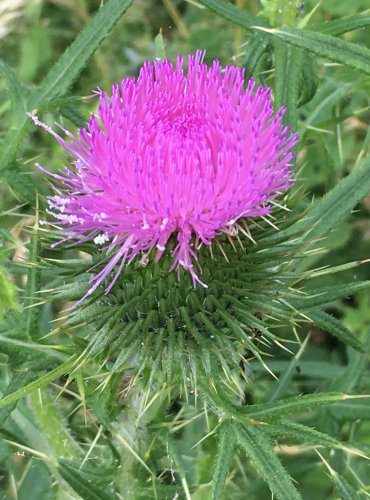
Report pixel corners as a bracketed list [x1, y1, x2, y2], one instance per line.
[31, 50, 298, 298]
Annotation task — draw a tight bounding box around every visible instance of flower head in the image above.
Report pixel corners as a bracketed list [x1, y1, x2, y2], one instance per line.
[32, 51, 298, 297]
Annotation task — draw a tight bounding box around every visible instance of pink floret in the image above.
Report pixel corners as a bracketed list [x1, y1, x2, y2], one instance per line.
[31, 50, 298, 298]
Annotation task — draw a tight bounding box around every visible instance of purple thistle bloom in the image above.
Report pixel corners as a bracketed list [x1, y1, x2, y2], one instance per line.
[31, 51, 298, 297]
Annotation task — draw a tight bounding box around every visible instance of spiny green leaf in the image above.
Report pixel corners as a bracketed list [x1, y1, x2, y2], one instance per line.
[311, 15, 370, 36]
[0, 355, 79, 409]
[241, 393, 349, 421]
[256, 26, 370, 77]
[0, 59, 29, 119]
[58, 459, 116, 500]
[0, 0, 134, 177]
[261, 153, 370, 245]
[30, 0, 134, 105]
[29, 390, 82, 459]
[329, 328, 370, 393]
[1, 169, 36, 202]
[316, 450, 359, 500]
[24, 213, 42, 341]
[59, 104, 88, 128]
[235, 424, 301, 500]
[197, 0, 268, 30]
[263, 421, 342, 449]
[288, 281, 370, 310]
[211, 421, 236, 500]
[249, 359, 370, 382]
[274, 42, 302, 131]
[299, 52, 318, 105]
[243, 32, 270, 79]
[304, 309, 365, 352]
[332, 473, 358, 500]
[328, 399, 370, 421]
[201, 382, 351, 424]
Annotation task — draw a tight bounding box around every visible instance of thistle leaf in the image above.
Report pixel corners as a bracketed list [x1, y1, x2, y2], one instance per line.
[261, 153, 370, 245]
[263, 420, 342, 449]
[310, 15, 370, 36]
[0, 0, 135, 187]
[58, 459, 117, 500]
[273, 42, 302, 130]
[0, 355, 79, 410]
[288, 281, 370, 310]
[235, 423, 301, 500]
[304, 309, 365, 352]
[243, 32, 270, 79]
[240, 393, 352, 421]
[256, 26, 370, 77]
[30, 0, 135, 105]
[197, 0, 268, 30]
[211, 420, 236, 500]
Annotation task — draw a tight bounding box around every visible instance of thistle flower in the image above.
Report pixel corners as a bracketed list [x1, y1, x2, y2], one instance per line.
[31, 51, 298, 297]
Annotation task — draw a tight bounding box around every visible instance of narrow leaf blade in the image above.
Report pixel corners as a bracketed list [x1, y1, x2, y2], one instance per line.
[197, 0, 268, 29]
[304, 309, 365, 352]
[211, 421, 236, 500]
[257, 26, 370, 77]
[235, 424, 301, 500]
[261, 154, 370, 245]
[31, 0, 134, 105]
[311, 15, 370, 36]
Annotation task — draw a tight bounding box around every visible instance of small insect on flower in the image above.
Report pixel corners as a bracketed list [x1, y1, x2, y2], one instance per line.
[30, 50, 298, 298]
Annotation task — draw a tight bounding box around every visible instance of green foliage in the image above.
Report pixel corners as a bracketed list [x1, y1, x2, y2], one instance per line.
[31, 0, 135, 105]
[211, 421, 236, 500]
[282, 27, 370, 76]
[0, 0, 370, 498]
[234, 424, 301, 500]
[0, 267, 17, 320]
